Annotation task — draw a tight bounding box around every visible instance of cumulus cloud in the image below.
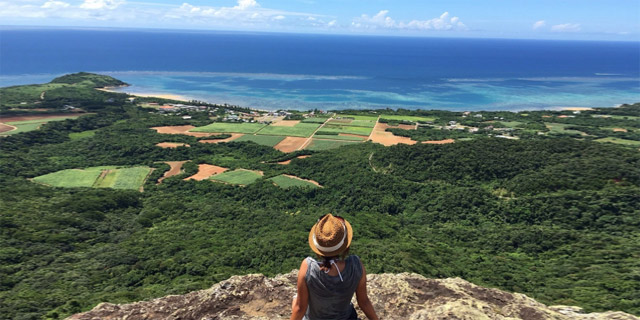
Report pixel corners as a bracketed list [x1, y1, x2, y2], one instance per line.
[234, 0, 259, 10]
[79, 0, 124, 10]
[352, 10, 466, 31]
[532, 20, 546, 30]
[551, 23, 581, 32]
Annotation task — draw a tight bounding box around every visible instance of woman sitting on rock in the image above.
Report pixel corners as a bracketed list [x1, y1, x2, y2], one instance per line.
[290, 214, 379, 320]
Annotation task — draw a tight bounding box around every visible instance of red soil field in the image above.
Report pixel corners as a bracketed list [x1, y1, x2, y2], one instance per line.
[151, 125, 221, 137]
[0, 123, 16, 133]
[274, 136, 308, 152]
[422, 139, 455, 144]
[155, 142, 190, 148]
[368, 122, 417, 146]
[198, 133, 244, 144]
[277, 155, 311, 165]
[184, 164, 228, 181]
[158, 161, 187, 183]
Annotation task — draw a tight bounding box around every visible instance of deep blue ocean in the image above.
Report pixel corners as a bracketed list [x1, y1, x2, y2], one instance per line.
[1, 28, 639, 111]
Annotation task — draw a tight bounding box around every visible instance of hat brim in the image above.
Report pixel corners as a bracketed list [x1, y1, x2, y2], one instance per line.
[308, 219, 352, 257]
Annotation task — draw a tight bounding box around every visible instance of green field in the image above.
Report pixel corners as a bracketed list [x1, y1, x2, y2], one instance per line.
[233, 135, 287, 147]
[595, 137, 640, 146]
[268, 174, 320, 189]
[301, 117, 329, 123]
[112, 167, 153, 189]
[545, 122, 587, 136]
[593, 115, 640, 120]
[1, 116, 82, 136]
[305, 139, 360, 151]
[33, 168, 105, 188]
[69, 129, 97, 140]
[33, 166, 151, 190]
[336, 114, 379, 121]
[380, 115, 436, 122]
[327, 119, 376, 128]
[317, 124, 373, 136]
[255, 122, 321, 137]
[210, 169, 263, 185]
[498, 121, 524, 128]
[312, 134, 366, 141]
[190, 122, 266, 134]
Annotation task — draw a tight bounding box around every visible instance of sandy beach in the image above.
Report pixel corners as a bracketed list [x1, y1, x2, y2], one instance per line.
[557, 107, 595, 111]
[97, 88, 188, 101]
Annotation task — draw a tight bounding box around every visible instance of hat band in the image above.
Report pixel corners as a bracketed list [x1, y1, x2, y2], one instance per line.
[312, 223, 346, 253]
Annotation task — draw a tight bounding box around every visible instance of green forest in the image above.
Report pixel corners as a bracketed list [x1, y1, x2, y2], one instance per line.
[1, 74, 639, 319]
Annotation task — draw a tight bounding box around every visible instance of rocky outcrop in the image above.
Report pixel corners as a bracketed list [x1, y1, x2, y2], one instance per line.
[68, 271, 638, 320]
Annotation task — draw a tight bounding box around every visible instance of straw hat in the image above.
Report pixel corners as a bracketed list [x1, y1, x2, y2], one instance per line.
[308, 214, 353, 257]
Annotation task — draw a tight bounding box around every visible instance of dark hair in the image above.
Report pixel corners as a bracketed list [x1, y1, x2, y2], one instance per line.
[317, 248, 350, 270]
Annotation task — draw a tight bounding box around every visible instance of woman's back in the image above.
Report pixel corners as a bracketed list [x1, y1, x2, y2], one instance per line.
[304, 255, 362, 320]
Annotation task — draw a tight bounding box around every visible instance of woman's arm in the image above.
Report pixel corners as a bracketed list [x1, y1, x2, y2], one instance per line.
[290, 259, 309, 320]
[355, 262, 379, 320]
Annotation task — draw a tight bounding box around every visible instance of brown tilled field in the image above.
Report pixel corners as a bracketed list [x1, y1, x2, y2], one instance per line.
[184, 164, 228, 181]
[156, 142, 190, 148]
[274, 136, 308, 152]
[151, 125, 221, 137]
[277, 155, 311, 165]
[198, 133, 244, 144]
[158, 161, 187, 183]
[0, 123, 16, 133]
[270, 120, 300, 127]
[612, 128, 628, 132]
[422, 139, 455, 144]
[368, 123, 417, 146]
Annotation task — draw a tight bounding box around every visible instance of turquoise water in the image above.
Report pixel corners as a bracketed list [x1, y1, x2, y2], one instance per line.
[1, 29, 639, 111]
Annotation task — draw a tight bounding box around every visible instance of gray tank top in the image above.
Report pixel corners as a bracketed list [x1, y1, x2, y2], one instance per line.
[303, 255, 363, 320]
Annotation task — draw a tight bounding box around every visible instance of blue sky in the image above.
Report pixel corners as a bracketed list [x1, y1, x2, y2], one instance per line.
[1, 0, 638, 40]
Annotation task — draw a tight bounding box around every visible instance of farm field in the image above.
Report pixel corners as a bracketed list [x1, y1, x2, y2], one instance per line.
[1, 115, 83, 136]
[545, 122, 588, 136]
[595, 137, 640, 146]
[190, 122, 266, 134]
[32, 167, 106, 188]
[301, 117, 329, 123]
[327, 119, 376, 128]
[255, 122, 321, 137]
[32, 166, 151, 190]
[336, 114, 379, 121]
[305, 139, 360, 151]
[312, 134, 366, 141]
[380, 115, 436, 122]
[317, 124, 374, 136]
[210, 169, 263, 185]
[184, 164, 228, 181]
[268, 174, 320, 189]
[274, 136, 308, 152]
[233, 135, 287, 147]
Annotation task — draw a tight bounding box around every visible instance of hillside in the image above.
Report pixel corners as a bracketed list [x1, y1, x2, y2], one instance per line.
[69, 271, 639, 320]
[1, 74, 639, 319]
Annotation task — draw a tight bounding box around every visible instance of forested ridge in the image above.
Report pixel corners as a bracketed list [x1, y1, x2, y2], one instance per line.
[1, 75, 639, 319]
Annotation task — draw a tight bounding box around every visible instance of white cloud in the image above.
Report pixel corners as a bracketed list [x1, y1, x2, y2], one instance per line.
[79, 0, 124, 10]
[327, 20, 337, 27]
[551, 23, 581, 32]
[353, 11, 466, 31]
[273, 15, 285, 20]
[532, 20, 546, 30]
[234, 0, 259, 10]
[41, 1, 69, 9]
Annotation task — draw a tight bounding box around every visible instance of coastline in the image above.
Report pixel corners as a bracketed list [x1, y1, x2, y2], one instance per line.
[97, 87, 188, 101]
